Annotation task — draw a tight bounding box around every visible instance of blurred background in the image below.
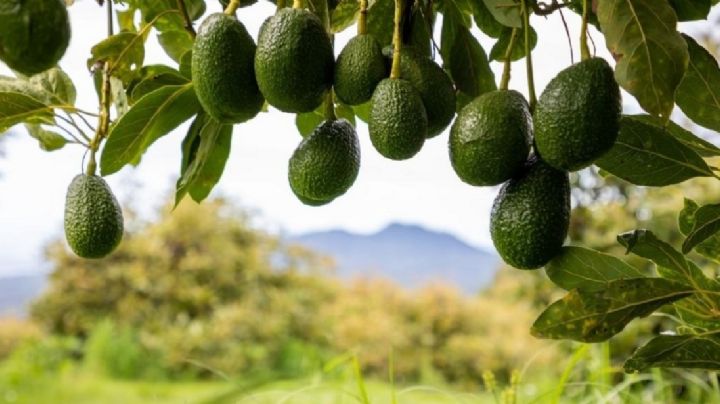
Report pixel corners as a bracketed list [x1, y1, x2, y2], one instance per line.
[0, 1, 719, 403]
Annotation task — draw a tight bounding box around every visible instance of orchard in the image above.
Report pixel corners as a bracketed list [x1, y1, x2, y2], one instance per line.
[1, 0, 720, 375]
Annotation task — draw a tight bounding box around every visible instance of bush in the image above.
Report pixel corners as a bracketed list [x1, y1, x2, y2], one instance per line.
[0, 317, 42, 360]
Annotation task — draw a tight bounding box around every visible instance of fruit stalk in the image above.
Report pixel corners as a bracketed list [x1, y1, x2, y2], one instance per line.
[390, 0, 404, 79]
[499, 28, 518, 91]
[580, 0, 590, 60]
[224, 0, 242, 14]
[324, 91, 337, 120]
[520, 0, 536, 111]
[292, 0, 303, 9]
[358, 0, 368, 35]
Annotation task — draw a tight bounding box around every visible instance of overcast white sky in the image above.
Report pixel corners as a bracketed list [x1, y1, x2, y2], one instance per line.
[0, 1, 716, 276]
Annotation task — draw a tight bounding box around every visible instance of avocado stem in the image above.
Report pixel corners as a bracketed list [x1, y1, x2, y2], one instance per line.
[390, 0, 404, 79]
[324, 91, 337, 121]
[521, 0, 536, 112]
[580, 0, 590, 60]
[499, 28, 518, 91]
[358, 0, 368, 35]
[225, 0, 242, 14]
[292, 0, 303, 9]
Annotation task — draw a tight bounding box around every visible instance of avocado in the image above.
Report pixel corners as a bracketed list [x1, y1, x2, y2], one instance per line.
[0, 0, 70, 75]
[490, 157, 570, 269]
[192, 13, 264, 124]
[534, 57, 621, 171]
[369, 78, 427, 160]
[449, 90, 532, 186]
[255, 8, 334, 113]
[385, 49, 456, 138]
[334, 34, 387, 106]
[64, 174, 124, 259]
[289, 119, 360, 205]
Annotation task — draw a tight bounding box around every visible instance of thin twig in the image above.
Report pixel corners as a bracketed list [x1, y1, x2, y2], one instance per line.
[176, 0, 197, 38]
[558, 8, 573, 64]
[532, 0, 567, 16]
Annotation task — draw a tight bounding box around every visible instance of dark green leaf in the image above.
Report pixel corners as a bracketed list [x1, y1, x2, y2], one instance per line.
[176, 113, 233, 205]
[597, 0, 689, 119]
[676, 34, 720, 133]
[448, 28, 495, 98]
[682, 203, 720, 254]
[625, 333, 720, 372]
[668, 0, 711, 21]
[472, 0, 504, 38]
[489, 26, 536, 62]
[629, 114, 720, 157]
[481, 0, 521, 28]
[101, 84, 201, 175]
[130, 72, 189, 104]
[440, 0, 471, 65]
[331, 0, 359, 33]
[336, 103, 356, 126]
[679, 199, 720, 264]
[352, 101, 371, 123]
[545, 246, 644, 292]
[307, 0, 330, 29]
[179, 51, 192, 79]
[595, 117, 715, 186]
[295, 111, 324, 137]
[0, 92, 53, 133]
[88, 32, 145, 84]
[157, 29, 194, 63]
[367, 0, 394, 47]
[25, 124, 67, 151]
[531, 278, 693, 342]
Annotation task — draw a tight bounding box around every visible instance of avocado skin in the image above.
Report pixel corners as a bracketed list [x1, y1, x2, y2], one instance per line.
[490, 157, 570, 269]
[369, 78, 427, 160]
[334, 35, 387, 106]
[289, 119, 360, 205]
[450, 90, 532, 186]
[255, 8, 334, 113]
[64, 174, 124, 259]
[398, 49, 456, 138]
[0, 0, 70, 75]
[192, 13, 264, 124]
[534, 57, 621, 171]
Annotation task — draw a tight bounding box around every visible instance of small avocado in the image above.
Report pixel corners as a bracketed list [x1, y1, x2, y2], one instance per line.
[192, 13, 264, 124]
[0, 0, 70, 75]
[255, 8, 334, 113]
[334, 34, 387, 106]
[534, 57, 621, 171]
[64, 174, 124, 259]
[369, 78, 427, 160]
[490, 157, 570, 269]
[449, 90, 532, 186]
[385, 49, 456, 138]
[289, 119, 360, 205]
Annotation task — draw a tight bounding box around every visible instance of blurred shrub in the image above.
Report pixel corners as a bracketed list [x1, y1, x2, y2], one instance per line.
[0, 317, 42, 360]
[0, 335, 80, 388]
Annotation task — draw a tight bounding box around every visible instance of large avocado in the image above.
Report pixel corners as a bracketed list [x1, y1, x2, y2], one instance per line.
[369, 78, 427, 160]
[288, 119, 360, 205]
[64, 174, 124, 259]
[450, 90, 532, 186]
[534, 57, 621, 171]
[334, 34, 387, 106]
[192, 13, 264, 124]
[490, 157, 570, 269]
[255, 8, 334, 113]
[0, 0, 70, 75]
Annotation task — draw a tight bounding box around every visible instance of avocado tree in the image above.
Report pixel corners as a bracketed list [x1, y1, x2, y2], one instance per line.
[1, 0, 720, 374]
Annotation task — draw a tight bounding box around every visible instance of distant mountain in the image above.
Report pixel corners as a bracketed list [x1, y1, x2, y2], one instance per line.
[0, 274, 46, 317]
[289, 223, 499, 293]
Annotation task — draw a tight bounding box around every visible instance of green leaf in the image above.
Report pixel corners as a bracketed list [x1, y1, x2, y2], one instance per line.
[531, 278, 693, 343]
[675, 34, 720, 133]
[629, 114, 720, 157]
[100, 84, 201, 175]
[88, 32, 145, 84]
[595, 117, 715, 186]
[448, 28, 495, 98]
[545, 246, 644, 292]
[176, 113, 233, 205]
[24, 124, 67, 151]
[625, 333, 720, 372]
[307, 0, 330, 29]
[597, 0, 689, 119]
[0, 68, 76, 106]
[179, 51, 192, 80]
[481, 0, 521, 28]
[130, 71, 189, 104]
[679, 199, 720, 264]
[157, 29, 194, 63]
[489, 26, 537, 62]
[331, 0, 359, 33]
[352, 101, 371, 123]
[295, 111, 324, 138]
[0, 92, 53, 133]
[681, 203, 720, 254]
[668, 0, 711, 21]
[367, 0, 394, 47]
[440, 0, 471, 65]
[335, 103, 356, 126]
[472, 0, 505, 38]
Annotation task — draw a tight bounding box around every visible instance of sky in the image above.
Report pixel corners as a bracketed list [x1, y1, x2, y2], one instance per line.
[0, 1, 717, 276]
